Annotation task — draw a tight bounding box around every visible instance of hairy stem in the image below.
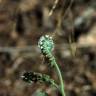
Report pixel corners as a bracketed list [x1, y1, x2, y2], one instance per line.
[48, 53, 66, 96]
[53, 58, 65, 96]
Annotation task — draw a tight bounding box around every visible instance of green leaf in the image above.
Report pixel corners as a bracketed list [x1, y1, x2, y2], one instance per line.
[32, 90, 48, 96]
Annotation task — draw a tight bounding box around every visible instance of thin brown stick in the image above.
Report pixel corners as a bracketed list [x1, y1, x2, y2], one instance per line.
[48, 0, 59, 17]
[52, 0, 74, 38]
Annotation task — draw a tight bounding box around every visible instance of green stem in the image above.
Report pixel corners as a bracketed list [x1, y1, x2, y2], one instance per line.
[54, 61, 66, 96]
[49, 54, 66, 96]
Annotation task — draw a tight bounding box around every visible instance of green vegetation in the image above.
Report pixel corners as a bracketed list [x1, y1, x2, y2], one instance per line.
[21, 35, 66, 96]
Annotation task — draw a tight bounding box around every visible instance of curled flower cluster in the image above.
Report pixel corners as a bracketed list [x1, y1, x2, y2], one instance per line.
[38, 35, 55, 66]
[38, 35, 54, 55]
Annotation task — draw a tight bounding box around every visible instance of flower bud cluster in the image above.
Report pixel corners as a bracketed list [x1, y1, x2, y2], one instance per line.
[38, 35, 54, 56]
[21, 72, 56, 86]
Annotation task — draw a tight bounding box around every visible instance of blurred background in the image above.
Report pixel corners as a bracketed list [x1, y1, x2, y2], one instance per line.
[0, 0, 96, 96]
